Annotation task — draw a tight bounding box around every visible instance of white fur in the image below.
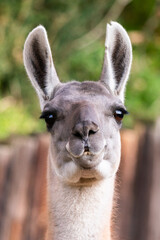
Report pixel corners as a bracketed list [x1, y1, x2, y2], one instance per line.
[47, 132, 121, 239]
[48, 159, 115, 240]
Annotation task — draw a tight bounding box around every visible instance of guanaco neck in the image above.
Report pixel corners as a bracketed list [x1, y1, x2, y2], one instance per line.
[46, 158, 115, 240]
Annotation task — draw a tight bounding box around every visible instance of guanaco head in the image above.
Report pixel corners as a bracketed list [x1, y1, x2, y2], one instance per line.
[23, 22, 132, 185]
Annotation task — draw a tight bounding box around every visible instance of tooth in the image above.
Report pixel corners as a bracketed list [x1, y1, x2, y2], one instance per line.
[84, 151, 91, 156]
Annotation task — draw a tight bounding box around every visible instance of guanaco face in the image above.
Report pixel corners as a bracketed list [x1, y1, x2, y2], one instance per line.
[23, 22, 132, 185]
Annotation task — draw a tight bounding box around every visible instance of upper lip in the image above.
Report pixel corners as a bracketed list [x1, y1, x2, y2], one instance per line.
[66, 142, 95, 158]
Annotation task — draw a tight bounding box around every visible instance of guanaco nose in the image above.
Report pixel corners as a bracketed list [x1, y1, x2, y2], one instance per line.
[72, 120, 99, 147]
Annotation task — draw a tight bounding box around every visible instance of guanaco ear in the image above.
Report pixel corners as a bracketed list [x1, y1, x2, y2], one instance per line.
[100, 22, 132, 102]
[23, 26, 60, 108]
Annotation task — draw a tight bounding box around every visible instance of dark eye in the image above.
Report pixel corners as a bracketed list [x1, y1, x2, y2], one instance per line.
[40, 112, 56, 129]
[114, 109, 128, 122]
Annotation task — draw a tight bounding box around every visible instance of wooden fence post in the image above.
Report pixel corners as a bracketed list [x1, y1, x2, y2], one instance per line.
[0, 135, 49, 240]
[147, 118, 160, 240]
[114, 129, 140, 240]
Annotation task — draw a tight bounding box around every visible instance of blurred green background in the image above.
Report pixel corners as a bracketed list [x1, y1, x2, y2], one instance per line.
[0, 0, 160, 140]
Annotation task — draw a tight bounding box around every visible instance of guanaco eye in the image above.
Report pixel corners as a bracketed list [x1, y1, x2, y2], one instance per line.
[40, 112, 56, 129]
[114, 109, 128, 122]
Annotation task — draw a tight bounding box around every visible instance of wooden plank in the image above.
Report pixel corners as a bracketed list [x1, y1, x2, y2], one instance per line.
[118, 129, 140, 239]
[0, 137, 38, 240]
[22, 134, 49, 240]
[0, 145, 12, 204]
[130, 127, 153, 240]
[0, 145, 13, 237]
[147, 119, 160, 240]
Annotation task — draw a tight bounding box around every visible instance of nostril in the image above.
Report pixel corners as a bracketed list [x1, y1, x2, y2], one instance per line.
[72, 123, 83, 139]
[73, 131, 82, 138]
[88, 123, 99, 136]
[89, 129, 96, 135]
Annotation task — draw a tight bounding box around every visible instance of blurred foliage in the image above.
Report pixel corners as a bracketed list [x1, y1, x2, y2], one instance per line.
[0, 0, 160, 139]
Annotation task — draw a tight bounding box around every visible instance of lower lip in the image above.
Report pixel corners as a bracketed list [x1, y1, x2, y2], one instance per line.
[78, 177, 97, 184]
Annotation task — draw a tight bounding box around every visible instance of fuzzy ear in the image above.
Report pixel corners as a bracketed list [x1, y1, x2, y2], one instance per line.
[23, 26, 60, 108]
[100, 21, 132, 102]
